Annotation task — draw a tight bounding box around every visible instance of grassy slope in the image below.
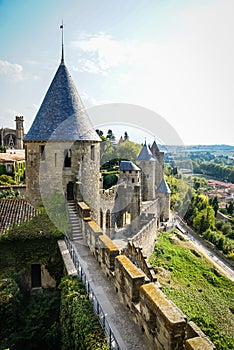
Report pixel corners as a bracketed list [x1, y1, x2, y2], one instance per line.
[150, 230, 234, 350]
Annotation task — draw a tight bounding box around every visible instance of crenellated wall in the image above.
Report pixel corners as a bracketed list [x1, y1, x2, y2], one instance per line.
[78, 203, 216, 350]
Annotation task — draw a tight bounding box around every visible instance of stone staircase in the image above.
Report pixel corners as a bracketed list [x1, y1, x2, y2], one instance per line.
[67, 201, 83, 242]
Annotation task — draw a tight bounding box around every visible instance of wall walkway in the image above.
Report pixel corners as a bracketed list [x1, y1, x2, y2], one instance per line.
[67, 237, 149, 350]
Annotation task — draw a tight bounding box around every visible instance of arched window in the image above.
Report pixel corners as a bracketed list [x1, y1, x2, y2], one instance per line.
[64, 149, 71, 167]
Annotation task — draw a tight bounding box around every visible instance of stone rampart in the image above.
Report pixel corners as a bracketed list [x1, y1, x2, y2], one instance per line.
[98, 235, 119, 277]
[78, 204, 215, 350]
[131, 215, 158, 258]
[139, 282, 186, 350]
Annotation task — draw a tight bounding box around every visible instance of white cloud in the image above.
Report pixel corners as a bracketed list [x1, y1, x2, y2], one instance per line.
[0, 60, 23, 80]
[0, 60, 40, 81]
[70, 1, 234, 145]
[71, 32, 135, 74]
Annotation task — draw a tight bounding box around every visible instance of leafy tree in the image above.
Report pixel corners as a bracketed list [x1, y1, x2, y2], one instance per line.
[227, 202, 234, 216]
[117, 140, 141, 161]
[124, 131, 129, 141]
[95, 129, 103, 137]
[100, 137, 117, 167]
[106, 129, 116, 142]
[210, 196, 219, 216]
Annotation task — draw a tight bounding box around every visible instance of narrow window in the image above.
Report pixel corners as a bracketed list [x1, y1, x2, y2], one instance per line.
[25, 145, 27, 160]
[64, 149, 71, 167]
[40, 145, 45, 161]
[91, 145, 95, 161]
[31, 264, 41, 288]
[55, 153, 57, 167]
[132, 178, 135, 183]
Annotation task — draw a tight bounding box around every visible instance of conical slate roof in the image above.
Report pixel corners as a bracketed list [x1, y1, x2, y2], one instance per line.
[150, 140, 160, 153]
[156, 178, 171, 194]
[24, 62, 100, 142]
[136, 142, 155, 161]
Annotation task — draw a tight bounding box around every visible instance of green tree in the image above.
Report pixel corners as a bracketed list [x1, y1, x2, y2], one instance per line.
[117, 140, 141, 161]
[124, 131, 129, 141]
[210, 196, 219, 216]
[100, 137, 117, 167]
[227, 202, 234, 216]
[106, 129, 116, 142]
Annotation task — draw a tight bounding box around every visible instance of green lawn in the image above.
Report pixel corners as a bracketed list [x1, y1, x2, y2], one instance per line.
[150, 231, 234, 350]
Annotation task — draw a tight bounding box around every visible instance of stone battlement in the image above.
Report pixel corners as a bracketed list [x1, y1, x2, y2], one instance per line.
[78, 202, 215, 350]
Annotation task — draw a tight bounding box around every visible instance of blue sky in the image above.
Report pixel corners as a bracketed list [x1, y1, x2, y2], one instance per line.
[0, 0, 234, 145]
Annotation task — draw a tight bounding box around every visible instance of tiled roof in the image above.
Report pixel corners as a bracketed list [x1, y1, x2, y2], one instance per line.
[156, 178, 171, 194]
[0, 199, 38, 234]
[119, 160, 141, 171]
[0, 151, 25, 163]
[24, 62, 100, 142]
[150, 140, 160, 153]
[136, 142, 155, 161]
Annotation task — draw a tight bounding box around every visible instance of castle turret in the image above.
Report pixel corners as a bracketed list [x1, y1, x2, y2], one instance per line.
[15, 116, 24, 149]
[24, 44, 101, 222]
[136, 142, 156, 201]
[150, 140, 164, 190]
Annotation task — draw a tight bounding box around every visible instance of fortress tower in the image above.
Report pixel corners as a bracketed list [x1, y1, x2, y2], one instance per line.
[136, 140, 171, 220]
[136, 142, 156, 201]
[15, 116, 24, 149]
[24, 44, 100, 222]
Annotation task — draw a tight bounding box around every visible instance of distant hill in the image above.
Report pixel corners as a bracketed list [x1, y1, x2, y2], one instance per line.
[159, 144, 234, 155]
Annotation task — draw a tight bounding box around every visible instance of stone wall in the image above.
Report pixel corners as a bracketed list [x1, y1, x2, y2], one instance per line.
[77, 202, 215, 350]
[131, 215, 158, 258]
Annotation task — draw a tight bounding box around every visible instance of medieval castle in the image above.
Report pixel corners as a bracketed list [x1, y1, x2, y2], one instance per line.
[23, 46, 171, 238]
[1, 41, 216, 350]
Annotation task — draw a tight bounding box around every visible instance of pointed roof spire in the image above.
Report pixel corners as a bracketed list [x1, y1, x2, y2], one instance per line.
[156, 177, 171, 194]
[24, 30, 100, 142]
[150, 140, 160, 154]
[60, 21, 64, 64]
[136, 140, 155, 161]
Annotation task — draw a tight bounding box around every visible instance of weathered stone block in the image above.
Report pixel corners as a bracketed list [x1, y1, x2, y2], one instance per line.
[140, 282, 186, 349]
[115, 255, 145, 303]
[185, 337, 216, 350]
[98, 235, 119, 271]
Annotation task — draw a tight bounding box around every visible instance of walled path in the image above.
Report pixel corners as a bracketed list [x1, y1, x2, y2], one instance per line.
[72, 239, 149, 350]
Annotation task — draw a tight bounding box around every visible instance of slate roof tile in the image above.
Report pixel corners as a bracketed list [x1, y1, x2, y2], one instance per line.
[24, 62, 100, 142]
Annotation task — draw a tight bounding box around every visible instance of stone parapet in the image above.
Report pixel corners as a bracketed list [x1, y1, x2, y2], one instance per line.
[98, 235, 119, 276]
[139, 282, 186, 350]
[86, 220, 102, 254]
[115, 255, 146, 305]
[185, 337, 216, 350]
[77, 203, 216, 350]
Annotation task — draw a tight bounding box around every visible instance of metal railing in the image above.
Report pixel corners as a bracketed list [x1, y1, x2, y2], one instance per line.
[64, 234, 120, 350]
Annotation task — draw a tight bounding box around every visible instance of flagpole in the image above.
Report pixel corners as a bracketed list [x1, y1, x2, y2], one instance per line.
[60, 21, 64, 64]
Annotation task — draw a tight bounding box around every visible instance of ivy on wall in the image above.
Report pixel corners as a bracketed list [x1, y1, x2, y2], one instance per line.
[0, 213, 64, 290]
[59, 276, 109, 350]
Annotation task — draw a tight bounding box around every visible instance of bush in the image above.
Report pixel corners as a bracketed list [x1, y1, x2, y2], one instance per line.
[59, 276, 108, 350]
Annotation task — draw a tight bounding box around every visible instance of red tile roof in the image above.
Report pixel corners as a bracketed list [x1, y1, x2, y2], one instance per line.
[0, 199, 38, 234]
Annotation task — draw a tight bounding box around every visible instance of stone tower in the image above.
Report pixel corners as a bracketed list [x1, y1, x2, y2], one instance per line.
[15, 116, 24, 149]
[24, 47, 101, 222]
[136, 140, 171, 221]
[150, 140, 164, 190]
[114, 161, 141, 233]
[136, 142, 156, 201]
